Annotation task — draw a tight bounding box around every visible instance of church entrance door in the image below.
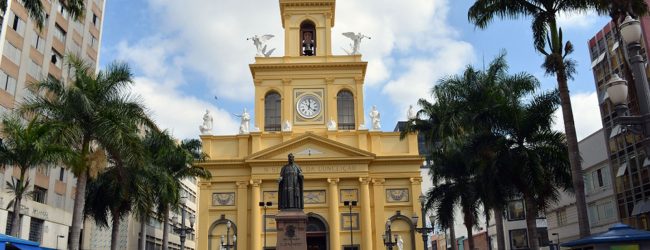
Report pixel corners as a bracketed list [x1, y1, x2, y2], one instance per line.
[306, 215, 328, 250]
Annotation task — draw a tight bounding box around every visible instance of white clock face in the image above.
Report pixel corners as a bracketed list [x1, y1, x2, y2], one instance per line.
[297, 95, 322, 119]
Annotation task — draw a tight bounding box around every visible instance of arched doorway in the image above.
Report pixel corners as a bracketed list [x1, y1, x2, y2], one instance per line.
[208, 215, 237, 250]
[306, 213, 328, 250]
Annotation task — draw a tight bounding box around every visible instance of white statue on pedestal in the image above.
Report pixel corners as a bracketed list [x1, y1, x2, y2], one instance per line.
[397, 235, 404, 250]
[369, 105, 381, 131]
[199, 109, 213, 135]
[327, 118, 337, 131]
[239, 108, 250, 134]
[247, 34, 276, 57]
[407, 105, 416, 120]
[342, 32, 371, 55]
[282, 120, 292, 132]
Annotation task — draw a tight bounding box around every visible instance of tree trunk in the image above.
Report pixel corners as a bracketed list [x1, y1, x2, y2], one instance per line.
[494, 207, 506, 250]
[549, 18, 590, 238]
[9, 169, 27, 237]
[463, 212, 475, 250]
[10, 196, 22, 237]
[111, 209, 121, 250]
[449, 224, 457, 250]
[68, 169, 88, 250]
[139, 214, 147, 250]
[524, 195, 539, 250]
[162, 206, 170, 250]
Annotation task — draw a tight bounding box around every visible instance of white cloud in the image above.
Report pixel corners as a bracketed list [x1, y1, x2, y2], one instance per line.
[552, 91, 602, 140]
[131, 77, 239, 139]
[557, 11, 599, 30]
[117, 40, 239, 139]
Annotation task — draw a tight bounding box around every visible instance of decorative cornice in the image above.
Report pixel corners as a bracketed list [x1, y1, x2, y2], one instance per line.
[279, 0, 336, 27]
[250, 62, 367, 78]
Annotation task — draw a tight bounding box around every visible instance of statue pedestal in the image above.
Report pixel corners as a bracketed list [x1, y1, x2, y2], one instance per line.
[275, 209, 307, 250]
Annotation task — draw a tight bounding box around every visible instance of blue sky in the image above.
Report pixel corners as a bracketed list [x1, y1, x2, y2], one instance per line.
[98, 0, 609, 140]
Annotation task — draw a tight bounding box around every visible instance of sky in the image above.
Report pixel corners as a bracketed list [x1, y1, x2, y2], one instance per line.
[98, 0, 610, 141]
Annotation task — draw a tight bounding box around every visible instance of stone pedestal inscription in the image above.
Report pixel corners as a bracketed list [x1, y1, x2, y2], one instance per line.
[275, 209, 307, 250]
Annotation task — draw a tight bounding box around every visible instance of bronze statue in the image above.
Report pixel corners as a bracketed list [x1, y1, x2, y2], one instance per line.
[278, 153, 304, 209]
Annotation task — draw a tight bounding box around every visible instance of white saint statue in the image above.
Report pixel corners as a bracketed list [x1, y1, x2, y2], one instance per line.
[282, 120, 292, 132]
[327, 118, 337, 131]
[369, 105, 381, 131]
[397, 235, 404, 250]
[342, 32, 371, 55]
[407, 105, 416, 120]
[239, 108, 250, 134]
[247, 34, 276, 57]
[199, 109, 213, 135]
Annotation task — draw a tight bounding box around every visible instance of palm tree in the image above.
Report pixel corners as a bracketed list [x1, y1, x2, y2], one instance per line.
[403, 54, 551, 249]
[468, 0, 596, 238]
[85, 160, 155, 250]
[497, 89, 572, 249]
[21, 55, 157, 250]
[143, 131, 210, 250]
[425, 141, 481, 250]
[0, 114, 68, 237]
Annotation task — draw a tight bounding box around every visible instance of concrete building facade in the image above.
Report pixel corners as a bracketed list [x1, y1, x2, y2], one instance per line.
[0, 0, 105, 249]
[588, 1, 650, 229]
[546, 129, 619, 246]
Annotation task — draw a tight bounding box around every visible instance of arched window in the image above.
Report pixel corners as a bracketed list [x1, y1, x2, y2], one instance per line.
[264, 92, 281, 131]
[300, 20, 316, 56]
[337, 90, 355, 130]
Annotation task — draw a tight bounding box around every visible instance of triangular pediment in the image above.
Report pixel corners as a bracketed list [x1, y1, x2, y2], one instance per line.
[245, 133, 375, 162]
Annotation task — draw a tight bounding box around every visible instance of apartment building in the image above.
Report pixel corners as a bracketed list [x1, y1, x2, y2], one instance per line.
[588, 3, 650, 229]
[546, 129, 619, 245]
[0, 0, 104, 249]
[81, 178, 198, 250]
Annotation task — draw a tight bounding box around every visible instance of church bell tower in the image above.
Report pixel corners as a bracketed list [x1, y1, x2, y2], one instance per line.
[250, 0, 367, 134]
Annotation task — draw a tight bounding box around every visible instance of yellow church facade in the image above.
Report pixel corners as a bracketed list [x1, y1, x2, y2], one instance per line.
[197, 1, 425, 249]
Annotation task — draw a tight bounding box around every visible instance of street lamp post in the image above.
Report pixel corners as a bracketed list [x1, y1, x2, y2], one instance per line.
[220, 221, 236, 250]
[552, 233, 560, 250]
[412, 194, 435, 250]
[343, 200, 358, 249]
[383, 219, 398, 250]
[171, 197, 196, 250]
[606, 16, 650, 166]
[259, 201, 273, 250]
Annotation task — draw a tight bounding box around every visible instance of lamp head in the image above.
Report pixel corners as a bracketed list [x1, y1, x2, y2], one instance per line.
[227, 221, 232, 229]
[259, 201, 265, 207]
[606, 74, 629, 106]
[352, 201, 358, 206]
[171, 215, 178, 225]
[344, 201, 350, 206]
[419, 194, 426, 205]
[266, 201, 272, 206]
[411, 214, 419, 226]
[189, 214, 196, 227]
[179, 196, 187, 205]
[620, 16, 642, 44]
